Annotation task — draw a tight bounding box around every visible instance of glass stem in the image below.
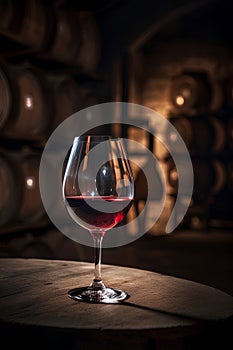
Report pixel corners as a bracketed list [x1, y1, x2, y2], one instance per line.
[90, 232, 105, 289]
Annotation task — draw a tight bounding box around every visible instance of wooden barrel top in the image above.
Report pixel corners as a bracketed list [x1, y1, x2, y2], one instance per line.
[0, 258, 233, 333]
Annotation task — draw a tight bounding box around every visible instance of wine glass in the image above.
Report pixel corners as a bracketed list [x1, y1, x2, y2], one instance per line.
[62, 135, 134, 303]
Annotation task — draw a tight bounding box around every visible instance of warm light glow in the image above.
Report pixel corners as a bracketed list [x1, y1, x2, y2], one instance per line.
[26, 176, 35, 189]
[176, 95, 185, 106]
[170, 169, 178, 182]
[170, 132, 178, 142]
[25, 95, 34, 110]
[181, 87, 191, 98]
[191, 216, 201, 228]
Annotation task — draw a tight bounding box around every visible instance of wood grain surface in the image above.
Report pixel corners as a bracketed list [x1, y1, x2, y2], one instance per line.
[0, 258, 233, 330]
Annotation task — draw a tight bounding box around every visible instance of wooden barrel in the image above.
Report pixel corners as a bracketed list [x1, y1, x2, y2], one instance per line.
[44, 9, 81, 65]
[43, 10, 100, 74]
[82, 93, 99, 109]
[0, 62, 52, 139]
[168, 72, 212, 115]
[0, 150, 47, 228]
[167, 158, 226, 202]
[0, 0, 52, 51]
[0, 153, 19, 227]
[73, 11, 101, 74]
[170, 116, 226, 155]
[0, 0, 24, 35]
[46, 74, 86, 131]
[211, 159, 226, 195]
[46, 73, 99, 131]
[227, 117, 233, 150]
[182, 200, 209, 230]
[226, 78, 233, 108]
[211, 116, 226, 153]
[0, 62, 12, 129]
[18, 0, 52, 50]
[0, 0, 14, 32]
[13, 65, 52, 137]
[169, 117, 193, 149]
[227, 161, 233, 192]
[17, 153, 46, 223]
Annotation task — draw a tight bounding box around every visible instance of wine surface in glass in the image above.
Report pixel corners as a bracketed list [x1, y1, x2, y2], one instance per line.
[65, 195, 133, 230]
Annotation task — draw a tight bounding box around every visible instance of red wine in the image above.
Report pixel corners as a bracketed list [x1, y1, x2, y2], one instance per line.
[65, 196, 133, 231]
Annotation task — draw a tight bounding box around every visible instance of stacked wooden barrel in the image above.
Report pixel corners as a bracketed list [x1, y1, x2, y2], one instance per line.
[167, 71, 233, 230]
[0, 1, 101, 237]
[0, 149, 47, 229]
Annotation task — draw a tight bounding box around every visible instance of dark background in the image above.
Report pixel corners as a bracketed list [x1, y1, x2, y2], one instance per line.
[0, 0, 233, 298]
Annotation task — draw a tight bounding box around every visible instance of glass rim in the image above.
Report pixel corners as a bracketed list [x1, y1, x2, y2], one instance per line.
[73, 135, 121, 143]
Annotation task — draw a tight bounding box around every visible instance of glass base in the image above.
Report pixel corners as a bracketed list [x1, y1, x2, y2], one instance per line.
[68, 286, 129, 304]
